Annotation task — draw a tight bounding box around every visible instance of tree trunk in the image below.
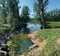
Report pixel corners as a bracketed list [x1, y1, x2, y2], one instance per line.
[41, 4, 45, 29]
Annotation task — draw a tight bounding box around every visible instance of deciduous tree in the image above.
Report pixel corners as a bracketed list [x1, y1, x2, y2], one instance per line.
[33, 0, 49, 29]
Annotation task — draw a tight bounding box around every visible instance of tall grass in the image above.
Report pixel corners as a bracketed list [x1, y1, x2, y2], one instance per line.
[33, 29, 60, 56]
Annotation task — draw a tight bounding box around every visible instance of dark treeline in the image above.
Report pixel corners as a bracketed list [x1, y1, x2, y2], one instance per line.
[32, 8, 60, 22]
[46, 9, 60, 21]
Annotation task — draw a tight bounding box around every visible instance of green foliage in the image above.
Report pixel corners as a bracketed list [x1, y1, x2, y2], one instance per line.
[33, 1, 40, 18]
[0, 0, 8, 24]
[46, 9, 60, 21]
[0, 24, 11, 33]
[21, 6, 30, 23]
[7, 12, 15, 27]
[33, 0, 49, 29]
[7, 34, 23, 56]
[7, 0, 20, 28]
[19, 6, 30, 29]
[0, 10, 7, 23]
[7, 34, 22, 51]
[0, 0, 22, 30]
[0, 0, 21, 29]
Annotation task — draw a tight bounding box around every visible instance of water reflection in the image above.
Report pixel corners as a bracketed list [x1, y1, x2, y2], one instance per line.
[20, 23, 41, 33]
[27, 23, 41, 33]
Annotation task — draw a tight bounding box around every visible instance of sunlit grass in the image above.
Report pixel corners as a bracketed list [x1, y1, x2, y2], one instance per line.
[47, 21, 60, 28]
[33, 29, 60, 56]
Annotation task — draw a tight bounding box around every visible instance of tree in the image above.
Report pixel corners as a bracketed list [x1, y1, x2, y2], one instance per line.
[33, 0, 49, 29]
[46, 9, 60, 21]
[21, 6, 30, 28]
[7, 12, 14, 27]
[0, 0, 7, 23]
[7, 0, 20, 28]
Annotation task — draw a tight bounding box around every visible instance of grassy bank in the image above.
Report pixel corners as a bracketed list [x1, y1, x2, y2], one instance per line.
[47, 21, 60, 28]
[32, 29, 60, 56]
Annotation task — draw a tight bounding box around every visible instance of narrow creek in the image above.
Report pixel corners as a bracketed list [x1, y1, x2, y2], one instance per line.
[0, 23, 41, 56]
[20, 39, 33, 53]
[19, 23, 41, 54]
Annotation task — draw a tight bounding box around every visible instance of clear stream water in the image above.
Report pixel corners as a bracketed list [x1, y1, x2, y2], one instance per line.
[21, 23, 41, 33]
[20, 23, 41, 53]
[20, 39, 33, 53]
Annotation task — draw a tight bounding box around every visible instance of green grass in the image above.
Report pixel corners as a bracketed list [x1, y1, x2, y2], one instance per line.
[37, 29, 60, 39]
[33, 29, 60, 56]
[47, 21, 60, 28]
